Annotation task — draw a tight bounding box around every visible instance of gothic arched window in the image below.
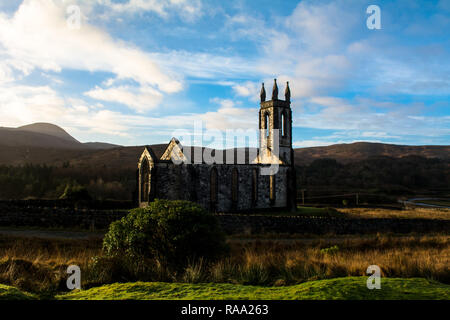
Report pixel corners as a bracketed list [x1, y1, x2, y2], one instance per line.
[140, 157, 150, 203]
[252, 168, 258, 204]
[210, 167, 218, 205]
[270, 174, 276, 203]
[264, 112, 270, 139]
[281, 112, 286, 137]
[232, 168, 239, 203]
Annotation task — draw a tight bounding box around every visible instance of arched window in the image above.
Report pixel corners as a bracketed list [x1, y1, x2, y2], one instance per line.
[270, 174, 276, 203]
[252, 168, 258, 204]
[140, 158, 150, 203]
[281, 112, 286, 137]
[264, 112, 270, 139]
[210, 167, 218, 205]
[232, 168, 239, 203]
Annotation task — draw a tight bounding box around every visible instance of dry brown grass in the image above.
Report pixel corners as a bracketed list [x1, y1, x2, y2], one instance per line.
[338, 207, 450, 220]
[0, 233, 448, 295]
[226, 235, 450, 284]
[0, 236, 101, 294]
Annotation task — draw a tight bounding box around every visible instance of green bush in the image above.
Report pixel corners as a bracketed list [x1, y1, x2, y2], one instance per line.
[103, 199, 228, 270]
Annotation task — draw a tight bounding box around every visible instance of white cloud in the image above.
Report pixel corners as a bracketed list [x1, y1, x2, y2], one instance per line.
[98, 0, 203, 21]
[200, 98, 257, 131]
[0, 84, 259, 145]
[232, 81, 260, 101]
[0, 61, 14, 84]
[85, 85, 163, 113]
[295, 95, 450, 140]
[0, 0, 182, 93]
[0, 84, 130, 138]
[0, 85, 65, 126]
[149, 51, 260, 80]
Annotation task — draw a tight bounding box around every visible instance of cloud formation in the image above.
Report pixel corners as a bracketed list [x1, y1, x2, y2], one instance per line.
[0, 0, 448, 147]
[0, 0, 182, 95]
[98, 0, 203, 21]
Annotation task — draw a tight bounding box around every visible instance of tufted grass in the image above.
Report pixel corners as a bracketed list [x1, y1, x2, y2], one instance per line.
[0, 233, 449, 295]
[57, 277, 450, 300]
[0, 283, 35, 300]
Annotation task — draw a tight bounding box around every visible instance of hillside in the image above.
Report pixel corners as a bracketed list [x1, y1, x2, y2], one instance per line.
[0, 123, 119, 152]
[17, 123, 79, 143]
[294, 142, 450, 165]
[0, 123, 121, 166]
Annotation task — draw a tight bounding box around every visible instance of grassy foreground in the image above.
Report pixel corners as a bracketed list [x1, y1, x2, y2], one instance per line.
[0, 284, 35, 300]
[56, 277, 450, 300]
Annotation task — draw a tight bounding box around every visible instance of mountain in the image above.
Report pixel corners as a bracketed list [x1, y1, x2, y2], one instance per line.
[83, 142, 122, 150]
[294, 142, 450, 165]
[0, 123, 119, 150]
[17, 123, 79, 143]
[0, 123, 449, 168]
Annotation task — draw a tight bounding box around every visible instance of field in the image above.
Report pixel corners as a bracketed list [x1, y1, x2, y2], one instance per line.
[269, 206, 450, 220]
[0, 207, 448, 300]
[56, 277, 450, 300]
[0, 233, 448, 299]
[337, 207, 450, 220]
[2, 277, 448, 300]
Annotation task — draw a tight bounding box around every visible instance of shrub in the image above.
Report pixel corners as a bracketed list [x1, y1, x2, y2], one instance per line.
[59, 184, 91, 201]
[103, 199, 228, 270]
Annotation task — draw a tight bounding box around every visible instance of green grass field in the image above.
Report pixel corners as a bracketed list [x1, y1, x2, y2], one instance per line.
[0, 284, 35, 300]
[54, 277, 449, 300]
[1, 277, 448, 300]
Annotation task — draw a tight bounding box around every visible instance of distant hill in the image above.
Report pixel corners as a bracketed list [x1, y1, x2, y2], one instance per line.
[0, 123, 120, 149]
[1, 124, 449, 200]
[0, 123, 449, 168]
[17, 123, 80, 143]
[294, 142, 450, 165]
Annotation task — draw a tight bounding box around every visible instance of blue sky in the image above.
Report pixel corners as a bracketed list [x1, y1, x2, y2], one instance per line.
[0, 0, 449, 148]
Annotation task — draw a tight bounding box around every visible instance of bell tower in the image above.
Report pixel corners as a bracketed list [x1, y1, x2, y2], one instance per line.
[258, 79, 293, 165]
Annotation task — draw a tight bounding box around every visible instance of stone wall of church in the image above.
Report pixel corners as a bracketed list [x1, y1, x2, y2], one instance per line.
[152, 163, 291, 213]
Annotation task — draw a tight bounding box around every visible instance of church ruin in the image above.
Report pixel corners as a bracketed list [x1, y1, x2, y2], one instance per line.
[137, 79, 296, 212]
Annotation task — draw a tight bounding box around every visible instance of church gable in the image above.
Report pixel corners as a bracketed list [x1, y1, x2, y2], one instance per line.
[160, 137, 187, 163]
[253, 148, 284, 165]
[138, 147, 157, 167]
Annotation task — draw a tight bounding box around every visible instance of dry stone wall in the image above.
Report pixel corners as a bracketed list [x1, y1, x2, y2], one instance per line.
[0, 201, 448, 234]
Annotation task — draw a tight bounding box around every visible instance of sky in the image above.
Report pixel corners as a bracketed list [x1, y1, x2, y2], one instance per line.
[0, 0, 449, 148]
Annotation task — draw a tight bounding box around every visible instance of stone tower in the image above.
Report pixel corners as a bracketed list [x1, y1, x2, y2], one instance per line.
[259, 79, 293, 165]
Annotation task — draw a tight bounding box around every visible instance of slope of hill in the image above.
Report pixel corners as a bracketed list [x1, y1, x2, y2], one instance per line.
[1, 123, 449, 168]
[0, 128, 83, 149]
[294, 142, 450, 165]
[0, 123, 118, 154]
[17, 123, 79, 143]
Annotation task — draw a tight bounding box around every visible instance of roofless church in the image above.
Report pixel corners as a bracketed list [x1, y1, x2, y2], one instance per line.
[137, 80, 296, 212]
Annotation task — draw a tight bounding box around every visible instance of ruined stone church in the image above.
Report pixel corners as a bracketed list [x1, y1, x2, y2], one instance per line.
[137, 79, 296, 212]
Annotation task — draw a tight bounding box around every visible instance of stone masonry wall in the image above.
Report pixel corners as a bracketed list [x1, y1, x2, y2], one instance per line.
[0, 202, 448, 234]
[153, 163, 290, 213]
[217, 214, 450, 235]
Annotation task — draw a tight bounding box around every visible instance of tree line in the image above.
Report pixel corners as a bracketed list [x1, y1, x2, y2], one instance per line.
[0, 155, 448, 201]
